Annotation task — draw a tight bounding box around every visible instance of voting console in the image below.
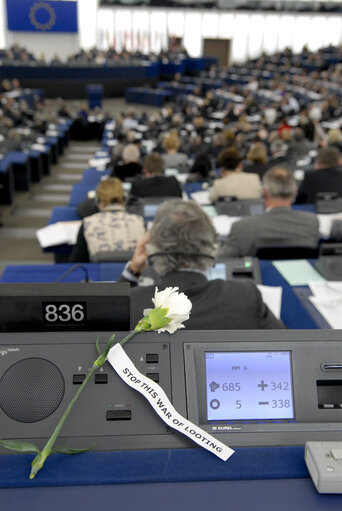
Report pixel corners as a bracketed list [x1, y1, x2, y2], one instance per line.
[1, 329, 342, 453]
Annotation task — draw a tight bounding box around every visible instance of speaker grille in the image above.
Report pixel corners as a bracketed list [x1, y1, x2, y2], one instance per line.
[0, 357, 65, 423]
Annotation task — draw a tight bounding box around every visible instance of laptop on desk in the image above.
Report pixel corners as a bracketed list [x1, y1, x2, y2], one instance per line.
[215, 197, 265, 217]
[315, 243, 342, 281]
[315, 192, 342, 214]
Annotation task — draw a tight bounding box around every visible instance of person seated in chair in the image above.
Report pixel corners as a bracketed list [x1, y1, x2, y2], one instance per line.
[161, 133, 189, 172]
[69, 177, 145, 262]
[295, 146, 342, 204]
[130, 152, 182, 198]
[186, 153, 215, 184]
[111, 144, 143, 182]
[219, 166, 319, 258]
[120, 199, 285, 330]
[209, 146, 262, 203]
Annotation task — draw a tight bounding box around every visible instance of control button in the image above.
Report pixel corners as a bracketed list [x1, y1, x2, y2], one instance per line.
[73, 374, 86, 384]
[146, 354, 159, 364]
[106, 410, 131, 421]
[322, 404, 335, 409]
[95, 373, 108, 384]
[146, 372, 159, 383]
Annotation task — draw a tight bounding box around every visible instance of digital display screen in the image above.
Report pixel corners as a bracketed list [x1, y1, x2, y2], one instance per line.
[165, 168, 179, 177]
[205, 351, 294, 421]
[208, 263, 226, 281]
[249, 204, 264, 216]
[144, 205, 159, 218]
[42, 302, 87, 325]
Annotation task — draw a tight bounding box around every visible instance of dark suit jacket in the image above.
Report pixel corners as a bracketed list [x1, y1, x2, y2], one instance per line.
[122, 270, 285, 330]
[295, 167, 342, 204]
[130, 175, 182, 198]
[111, 162, 142, 182]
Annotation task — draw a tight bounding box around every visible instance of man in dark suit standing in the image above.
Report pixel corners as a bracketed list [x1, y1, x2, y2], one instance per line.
[220, 166, 319, 257]
[130, 152, 182, 198]
[120, 199, 285, 330]
[295, 146, 342, 204]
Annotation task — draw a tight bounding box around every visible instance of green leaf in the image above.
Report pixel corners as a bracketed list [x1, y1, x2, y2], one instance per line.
[0, 439, 40, 453]
[94, 334, 116, 367]
[50, 444, 95, 455]
[139, 307, 171, 331]
[95, 336, 102, 356]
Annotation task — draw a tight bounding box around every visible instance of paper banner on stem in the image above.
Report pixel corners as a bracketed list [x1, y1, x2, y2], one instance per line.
[108, 344, 234, 462]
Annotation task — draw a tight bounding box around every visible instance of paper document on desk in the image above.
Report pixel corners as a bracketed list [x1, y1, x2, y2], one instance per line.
[308, 281, 342, 329]
[212, 215, 240, 237]
[88, 157, 111, 170]
[257, 285, 282, 319]
[36, 221, 81, 248]
[318, 213, 342, 238]
[273, 260, 326, 286]
[190, 190, 211, 205]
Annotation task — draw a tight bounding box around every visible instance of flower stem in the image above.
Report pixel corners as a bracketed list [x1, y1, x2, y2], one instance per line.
[119, 329, 138, 346]
[29, 332, 139, 479]
[29, 336, 118, 480]
[29, 360, 99, 479]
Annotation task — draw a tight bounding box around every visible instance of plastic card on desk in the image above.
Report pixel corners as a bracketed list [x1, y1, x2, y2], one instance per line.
[273, 260, 326, 286]
[201, 205, 217, 218]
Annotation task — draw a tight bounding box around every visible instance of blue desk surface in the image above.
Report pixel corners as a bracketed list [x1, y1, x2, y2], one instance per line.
[0, 446, 308, 489]
[1, 447, 342, 509]
[69, 183, 94, 207]
[2, 476, 342, 511]
[0, 263, 125, 283]
[48, 206, 80, 224]
[0, 261, 322, 329]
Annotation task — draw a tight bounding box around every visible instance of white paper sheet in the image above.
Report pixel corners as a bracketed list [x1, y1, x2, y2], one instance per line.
[36, 221, 81, 248]
[190, 190, 211, 205]
[308, 281, 342, 328]
[212, 215, 240, 237]
[88, 157, 111, 170]
[257, 285, 282, 319]
[176, 173, 189, 184]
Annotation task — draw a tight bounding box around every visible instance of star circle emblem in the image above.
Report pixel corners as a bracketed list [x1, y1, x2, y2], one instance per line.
[29, 2, 56, 31]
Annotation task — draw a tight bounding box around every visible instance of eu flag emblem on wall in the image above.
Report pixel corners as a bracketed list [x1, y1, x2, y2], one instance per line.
[6, 0, 78, 33]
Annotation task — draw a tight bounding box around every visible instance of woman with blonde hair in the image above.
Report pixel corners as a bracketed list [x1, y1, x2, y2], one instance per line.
[70, 177, 145, 262]
[328, 128, 342, 152]
[162, 132, 189, 171]
[244, 142, 269, 178]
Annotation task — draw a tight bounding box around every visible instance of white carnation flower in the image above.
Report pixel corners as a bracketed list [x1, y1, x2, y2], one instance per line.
[143, 287, 192, 334]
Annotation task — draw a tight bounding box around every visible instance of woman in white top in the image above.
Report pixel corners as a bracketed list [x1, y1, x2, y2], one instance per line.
[209, 146, 262, 203]
[70, 177, 145, 262]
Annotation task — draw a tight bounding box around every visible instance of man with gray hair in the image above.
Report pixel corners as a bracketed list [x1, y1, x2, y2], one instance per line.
[220, 166, 319, 257]
[111, 143, 142, 182]
[121, 199, 285, 330]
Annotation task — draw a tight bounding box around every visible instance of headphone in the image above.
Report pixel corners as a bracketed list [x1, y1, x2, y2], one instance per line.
[147, 250, 216, 262]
